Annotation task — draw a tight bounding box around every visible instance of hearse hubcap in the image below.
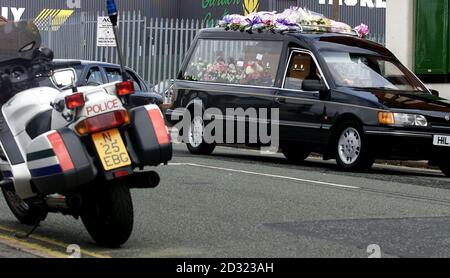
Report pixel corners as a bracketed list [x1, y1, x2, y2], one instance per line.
[338, 127, 362, 165]
[188, 116, 204, 148]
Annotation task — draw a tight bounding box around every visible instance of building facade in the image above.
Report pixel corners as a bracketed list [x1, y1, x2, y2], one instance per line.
[387, 0, 450, 99]
[0, 0, 388, 92]
[0, 0, 386, 40]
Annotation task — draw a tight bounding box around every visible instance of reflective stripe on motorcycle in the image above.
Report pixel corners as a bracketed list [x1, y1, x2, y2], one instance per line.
[47, 132, 75, 172]
[146, 106, 170, 145]
[1, 171, 13, 178]
[27, 149, 55, 161]
[30, 165, 62, 177]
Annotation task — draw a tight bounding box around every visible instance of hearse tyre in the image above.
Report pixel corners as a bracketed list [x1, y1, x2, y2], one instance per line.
[186, 107, 216, 155]
[438, 161, 450, 177]
[334, 120, 375, 171]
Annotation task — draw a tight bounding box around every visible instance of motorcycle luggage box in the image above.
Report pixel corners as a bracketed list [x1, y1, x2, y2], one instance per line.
[126, 105, 172, 167]
[26, 128, 97, 195]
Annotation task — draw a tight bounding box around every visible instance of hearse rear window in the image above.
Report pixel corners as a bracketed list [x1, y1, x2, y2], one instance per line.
[183, 39, 283, 87]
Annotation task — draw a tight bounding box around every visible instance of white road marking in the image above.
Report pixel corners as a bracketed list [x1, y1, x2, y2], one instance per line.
[168, 163, 360, 189]
[172, 144, 442, 174]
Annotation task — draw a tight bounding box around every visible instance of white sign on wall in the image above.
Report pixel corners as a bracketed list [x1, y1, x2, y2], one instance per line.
[97, 16, 116, 47]
[318, 0, 387, 8]
[0, 7, 25, 21]
[66, 0, 81, 9]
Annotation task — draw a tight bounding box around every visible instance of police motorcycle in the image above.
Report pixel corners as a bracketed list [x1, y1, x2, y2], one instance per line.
[0, 3, 172, 247]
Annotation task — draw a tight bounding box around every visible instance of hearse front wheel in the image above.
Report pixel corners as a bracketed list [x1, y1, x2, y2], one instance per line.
[334, 121, 374, 171]
[186, 114, 216, 155]
[438, 161, 450, 177]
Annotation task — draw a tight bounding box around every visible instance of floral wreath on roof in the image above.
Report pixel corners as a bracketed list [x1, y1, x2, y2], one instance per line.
[218, 7, 370, 39]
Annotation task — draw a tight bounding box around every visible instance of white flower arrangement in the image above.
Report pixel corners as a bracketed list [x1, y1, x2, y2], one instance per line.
[218, 6, 369, 38]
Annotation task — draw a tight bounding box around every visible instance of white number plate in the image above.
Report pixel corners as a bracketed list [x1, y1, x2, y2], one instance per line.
[433, 135, 450, 147]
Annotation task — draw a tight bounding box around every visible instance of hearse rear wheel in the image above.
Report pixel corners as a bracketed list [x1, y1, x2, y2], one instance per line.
[282, 144, 311, 164]
[186, 114, 216, 155]
[334, 121, 374, 172]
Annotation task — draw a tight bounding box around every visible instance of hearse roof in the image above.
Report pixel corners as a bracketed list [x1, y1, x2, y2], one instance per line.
[197, 28, 392, 58]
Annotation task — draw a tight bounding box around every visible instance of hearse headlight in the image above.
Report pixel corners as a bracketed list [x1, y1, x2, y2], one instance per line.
[378, 112, 428, 127]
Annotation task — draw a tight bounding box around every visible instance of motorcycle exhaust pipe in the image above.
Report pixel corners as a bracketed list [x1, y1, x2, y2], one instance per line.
[128, 171, 160, 189]
[66, 194, 83, 210]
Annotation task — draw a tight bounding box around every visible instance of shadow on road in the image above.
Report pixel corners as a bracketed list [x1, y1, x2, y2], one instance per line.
[262, 216, 450, 258]
[174, 146, 450, 190]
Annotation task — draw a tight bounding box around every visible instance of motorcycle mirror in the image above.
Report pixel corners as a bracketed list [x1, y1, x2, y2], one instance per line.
[51, 68, 78, 89]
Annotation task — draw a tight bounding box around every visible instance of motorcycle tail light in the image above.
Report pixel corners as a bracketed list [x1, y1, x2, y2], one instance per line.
[76, 110, 130, 135]
[116, 81, 134, 96]
[65, 93, 85, 110]
[114, 169, 131, 178]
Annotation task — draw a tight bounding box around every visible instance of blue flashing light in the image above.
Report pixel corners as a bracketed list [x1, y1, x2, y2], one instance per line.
[107, 0, 118, 16]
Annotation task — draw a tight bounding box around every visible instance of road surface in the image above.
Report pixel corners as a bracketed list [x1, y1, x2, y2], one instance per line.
[1, 144, 450, 258]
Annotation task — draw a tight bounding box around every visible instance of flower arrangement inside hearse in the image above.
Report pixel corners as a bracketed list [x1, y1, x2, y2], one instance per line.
[218, 6, 370, 39]
[185, 58, 275, 86]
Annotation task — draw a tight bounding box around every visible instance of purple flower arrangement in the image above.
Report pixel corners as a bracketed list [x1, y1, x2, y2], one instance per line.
[218, 7, 369, 38]
[354, 23, 370, 38]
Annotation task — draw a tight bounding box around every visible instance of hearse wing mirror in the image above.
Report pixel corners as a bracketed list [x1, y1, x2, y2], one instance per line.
[430, 89, 440, 97]
[302, 80, 330, 101]
[302, 79, 328, 92]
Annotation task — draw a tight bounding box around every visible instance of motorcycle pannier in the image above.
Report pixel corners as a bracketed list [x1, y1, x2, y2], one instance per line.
[26, 128, 97, 195]
[126, 105, 172, 167]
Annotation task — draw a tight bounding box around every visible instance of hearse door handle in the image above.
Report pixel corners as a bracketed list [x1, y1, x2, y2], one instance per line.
[275, 97, 286, 104]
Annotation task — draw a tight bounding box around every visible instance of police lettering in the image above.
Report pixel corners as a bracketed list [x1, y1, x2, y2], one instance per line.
[86, 99, 119, 115]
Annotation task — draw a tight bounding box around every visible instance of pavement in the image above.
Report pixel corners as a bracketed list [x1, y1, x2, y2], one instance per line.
[1, 144, 450, 258]
[0, 241, 39, 258]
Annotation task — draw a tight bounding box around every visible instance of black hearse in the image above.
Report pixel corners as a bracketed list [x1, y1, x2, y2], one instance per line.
[167, 27, 450, 176]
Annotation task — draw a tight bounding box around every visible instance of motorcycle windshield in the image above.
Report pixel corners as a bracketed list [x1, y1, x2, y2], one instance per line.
[0, 20, 41, 63]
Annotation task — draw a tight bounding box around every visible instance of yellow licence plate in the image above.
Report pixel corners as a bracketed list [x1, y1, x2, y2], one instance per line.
[92, 128, 131, 171]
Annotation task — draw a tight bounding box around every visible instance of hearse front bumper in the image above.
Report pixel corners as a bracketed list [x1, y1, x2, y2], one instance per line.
[364, 126, 450, 160]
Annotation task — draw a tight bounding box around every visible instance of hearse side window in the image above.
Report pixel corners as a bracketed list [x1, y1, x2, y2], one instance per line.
[284, 52, 322, 90]
[183, 39, 283, 87]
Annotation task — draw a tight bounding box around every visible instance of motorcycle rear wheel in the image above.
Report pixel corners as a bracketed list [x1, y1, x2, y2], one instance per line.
[1, 187, 47, 226]
[81, 180, 134, 248]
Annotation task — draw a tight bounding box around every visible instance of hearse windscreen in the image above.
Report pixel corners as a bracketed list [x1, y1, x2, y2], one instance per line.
[320, 51, 427, 93]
